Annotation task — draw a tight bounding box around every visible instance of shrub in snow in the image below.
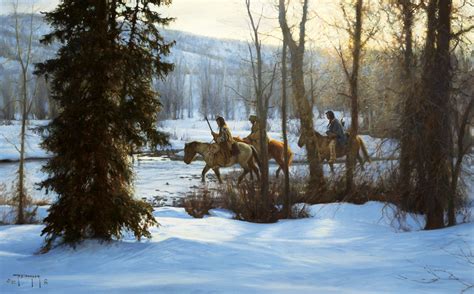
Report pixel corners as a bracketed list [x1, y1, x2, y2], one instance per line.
[0, 183, 39, 225]
[183, 188, 215, 218]
[221, 180, 281, 223]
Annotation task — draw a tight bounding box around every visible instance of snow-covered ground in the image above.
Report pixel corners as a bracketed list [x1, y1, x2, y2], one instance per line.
[0, 155, 296, 205]
[0, 121, 49, 161]
[1, 119, 472, 293]
[0, 154, 399, 205]
[0, 203, 473, 293]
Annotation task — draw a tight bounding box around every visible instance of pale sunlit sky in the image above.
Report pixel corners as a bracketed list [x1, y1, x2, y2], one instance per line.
[0, 0, 342, 46]
[1, 0, 472, 49]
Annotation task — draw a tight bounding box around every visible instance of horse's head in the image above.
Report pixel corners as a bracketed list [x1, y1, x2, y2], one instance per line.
[183, 142, 197, 164]
[297, 133, 305, 148]
[298, 130, 323, 148]
[298, 129, 314, 148]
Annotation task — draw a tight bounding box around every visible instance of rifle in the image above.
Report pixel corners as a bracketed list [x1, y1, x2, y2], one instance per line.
[205, 116, 217, 143]
[204, 116, 214, 133]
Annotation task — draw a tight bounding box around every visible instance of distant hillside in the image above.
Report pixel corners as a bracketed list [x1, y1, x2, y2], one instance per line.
[0, 14, 273, 75]
[0, 13, 281, 120]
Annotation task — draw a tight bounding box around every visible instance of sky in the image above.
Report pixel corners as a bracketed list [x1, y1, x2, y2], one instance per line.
[1, 0, 472, 48]
[0, 0, 340, 45]
[1, 0, 273, 41]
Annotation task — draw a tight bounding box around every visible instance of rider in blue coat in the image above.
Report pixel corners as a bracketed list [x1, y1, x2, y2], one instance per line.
[325, 111, 346, 163]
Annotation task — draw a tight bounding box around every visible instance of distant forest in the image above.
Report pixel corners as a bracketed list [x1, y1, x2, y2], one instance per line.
[0, 14, 472, 138]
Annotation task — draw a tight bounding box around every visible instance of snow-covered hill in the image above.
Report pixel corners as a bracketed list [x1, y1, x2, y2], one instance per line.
[0, 14, 274, 76]
[0, 14, 285, 120]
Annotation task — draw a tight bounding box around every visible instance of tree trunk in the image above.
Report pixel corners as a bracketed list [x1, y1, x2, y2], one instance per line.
[13, 6, 36, 224]
[398, 0, 416, 211]
[345, 0, 363, 196]
[449, 99, 473, 225]
[17, 69, 27, 224]
[246, 0, 270, 208]
[420, 0, 453, 230]
[281, 41, 291, 217]
[279, 0, 325, 193]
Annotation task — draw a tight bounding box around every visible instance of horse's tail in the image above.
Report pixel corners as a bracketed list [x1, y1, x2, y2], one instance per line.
[250, 146, 262, 169]
[358, 136, 371, 163]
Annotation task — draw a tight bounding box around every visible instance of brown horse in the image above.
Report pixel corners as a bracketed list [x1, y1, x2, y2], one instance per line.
[233, 136, 294, 178]
[297, 130, 371, 172]
[183, 141, 261, 184]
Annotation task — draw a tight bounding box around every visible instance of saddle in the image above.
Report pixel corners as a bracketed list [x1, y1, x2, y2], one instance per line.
[212, 142, 239, 167]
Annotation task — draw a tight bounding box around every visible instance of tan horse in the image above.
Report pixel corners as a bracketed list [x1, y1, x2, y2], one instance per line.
[234, 136, 294, 178]
[298, 130, 371, 172]
[183, 141, 261, 184]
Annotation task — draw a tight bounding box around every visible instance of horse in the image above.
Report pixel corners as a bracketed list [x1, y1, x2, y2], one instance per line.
[297, 130, 371, 173]
[183, 141, 261, 184]
[233, 136, 294, 178]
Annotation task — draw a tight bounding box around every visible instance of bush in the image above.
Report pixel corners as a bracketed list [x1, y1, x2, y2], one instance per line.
[289, 203, 311, 219]
[296, 163, 399, 205]
[0, 182, 39, 225]
[183, 188, 215, 218]
[222, 180, 281, 223]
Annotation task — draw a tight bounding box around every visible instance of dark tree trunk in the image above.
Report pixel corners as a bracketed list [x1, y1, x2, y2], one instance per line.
[345, 0, 363, 196]
[398, 0, 416, 210]
[281, 41, 291, 217]
[420, 0, 452, 230]
[246, 0, 271, 209]
[279, 0, 325, 193]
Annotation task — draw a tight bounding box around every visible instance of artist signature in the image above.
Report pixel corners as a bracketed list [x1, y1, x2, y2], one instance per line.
[5, 274, 48, 288]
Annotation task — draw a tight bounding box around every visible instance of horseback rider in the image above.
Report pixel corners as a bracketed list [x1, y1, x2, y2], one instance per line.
[245, 114, 269, 155]
[211, 116, 234, 165]
[325, 110, 347, 164]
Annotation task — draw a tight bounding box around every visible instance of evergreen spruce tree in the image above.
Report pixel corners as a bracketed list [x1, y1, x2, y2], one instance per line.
[36, 0, 174, 250]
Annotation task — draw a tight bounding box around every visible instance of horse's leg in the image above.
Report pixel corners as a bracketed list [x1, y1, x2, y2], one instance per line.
[273, 151, 284, 178]
[255, 165, 260, 182]
[248, 159, 260, 182]
[238, 168, 249, 184]
[201, 164, 211, 182]
[213, 167, 223, 184]
[329, 162, 335, 173]
[247, 159, 254, 180]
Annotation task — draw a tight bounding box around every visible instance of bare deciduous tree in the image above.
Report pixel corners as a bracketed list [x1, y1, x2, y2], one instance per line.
[281, 38, 291, 217]
[334, 0, 374, 195]
[12, 0, 39, 224]
[245, 0, 277, 207]
[279, 0, 325, 193]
